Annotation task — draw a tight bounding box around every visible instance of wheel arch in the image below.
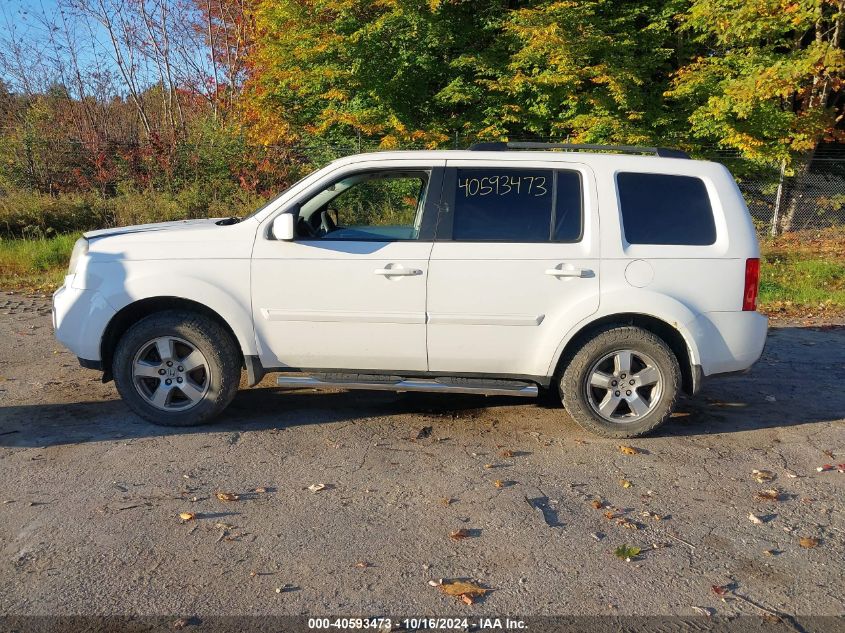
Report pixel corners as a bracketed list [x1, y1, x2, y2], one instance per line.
[551, 312, 701, 396]
[100, 296, 247, 380]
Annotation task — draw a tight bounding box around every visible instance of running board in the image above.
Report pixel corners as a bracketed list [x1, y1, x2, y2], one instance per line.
[275, 374, 539, 398]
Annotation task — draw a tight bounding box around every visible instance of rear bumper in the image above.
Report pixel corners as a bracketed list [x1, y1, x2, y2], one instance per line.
[689, 311, 768, 377]
[52, 279, 115, 362]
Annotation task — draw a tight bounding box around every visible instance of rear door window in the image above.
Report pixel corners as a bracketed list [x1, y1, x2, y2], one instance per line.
[450, 168, 582, 242]
[616, 173, 716, 245]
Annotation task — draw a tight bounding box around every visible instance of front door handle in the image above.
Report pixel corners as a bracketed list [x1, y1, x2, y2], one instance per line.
[546, 266, 592, 278]
[375, 266, 422, 277]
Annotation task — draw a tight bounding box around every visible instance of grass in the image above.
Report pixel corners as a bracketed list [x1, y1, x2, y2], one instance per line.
[0, 234, 78, 291]
[1, 228, 844, 319]
[758, 227, 845, 319]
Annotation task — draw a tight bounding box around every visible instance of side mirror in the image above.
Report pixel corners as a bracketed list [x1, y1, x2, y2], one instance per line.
[271, 213, 295, 241]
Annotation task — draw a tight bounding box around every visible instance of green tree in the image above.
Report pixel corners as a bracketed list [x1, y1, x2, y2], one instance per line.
[242, 0, 687, 147]
[668, 0, 845, 231]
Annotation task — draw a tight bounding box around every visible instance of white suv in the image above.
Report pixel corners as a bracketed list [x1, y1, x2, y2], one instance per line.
[52, 143, 767, 438]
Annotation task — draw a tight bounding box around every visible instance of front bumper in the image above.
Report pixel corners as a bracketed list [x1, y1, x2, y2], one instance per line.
[52, 278, 116, 362]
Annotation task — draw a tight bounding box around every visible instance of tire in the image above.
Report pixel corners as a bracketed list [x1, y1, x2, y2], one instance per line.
[560, 326, 680, 438]
[112, 310, 241, 426]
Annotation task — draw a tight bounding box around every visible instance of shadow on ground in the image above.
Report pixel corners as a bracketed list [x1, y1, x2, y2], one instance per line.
[1, 326, 843, 448]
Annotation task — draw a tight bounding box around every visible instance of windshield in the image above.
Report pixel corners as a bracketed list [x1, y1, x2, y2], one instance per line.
[241, 168, 321, 221]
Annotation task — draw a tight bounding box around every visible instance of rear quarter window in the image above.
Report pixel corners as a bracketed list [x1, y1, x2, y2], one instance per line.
[616, 173, 716, 245]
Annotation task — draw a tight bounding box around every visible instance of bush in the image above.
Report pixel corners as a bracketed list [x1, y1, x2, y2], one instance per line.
[0, 186, 270, 239]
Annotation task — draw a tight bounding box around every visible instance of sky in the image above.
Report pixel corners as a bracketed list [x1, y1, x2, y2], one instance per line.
[1, 0, 125, 91]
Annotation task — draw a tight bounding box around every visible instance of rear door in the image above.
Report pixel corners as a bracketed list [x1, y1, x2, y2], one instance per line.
[426, 159, 601, 377]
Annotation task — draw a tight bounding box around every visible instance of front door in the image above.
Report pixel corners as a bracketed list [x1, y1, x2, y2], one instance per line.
[426, 160, 601, 377]
[252, 163, 444, 371]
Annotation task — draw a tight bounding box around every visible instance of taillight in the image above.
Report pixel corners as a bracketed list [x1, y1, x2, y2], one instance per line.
[743, 258, 760, 311]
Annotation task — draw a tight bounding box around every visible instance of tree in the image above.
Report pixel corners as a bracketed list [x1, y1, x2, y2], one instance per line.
[240, 0, 689, 148]
[240, 0, 512, 147]
[667, 0, 845, 231]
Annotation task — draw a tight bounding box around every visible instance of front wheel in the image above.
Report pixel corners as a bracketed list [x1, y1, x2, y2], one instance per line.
[560, 326, 680, 438]
[112, 310, 241, 426]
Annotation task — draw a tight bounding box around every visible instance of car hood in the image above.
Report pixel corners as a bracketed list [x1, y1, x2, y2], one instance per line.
[84, 218, 226, 240]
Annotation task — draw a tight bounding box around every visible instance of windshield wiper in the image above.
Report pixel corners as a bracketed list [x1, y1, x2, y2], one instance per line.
[216, 216, 241, 226]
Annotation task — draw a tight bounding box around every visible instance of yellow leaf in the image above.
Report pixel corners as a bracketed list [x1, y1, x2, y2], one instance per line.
[620, 479, 632, 488]
[216, 492, 240, 502]
[619, 446, 639, 455]
[799, 537, 819, 548]
[438, 580, 488, 600]
[179, 512, 196, 521]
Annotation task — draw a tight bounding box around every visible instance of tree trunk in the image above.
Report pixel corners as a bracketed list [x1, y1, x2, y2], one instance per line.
[778, 152, 815, 234]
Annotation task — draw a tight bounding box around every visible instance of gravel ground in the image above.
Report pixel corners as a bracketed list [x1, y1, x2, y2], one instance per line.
[0, 293, 843, 623]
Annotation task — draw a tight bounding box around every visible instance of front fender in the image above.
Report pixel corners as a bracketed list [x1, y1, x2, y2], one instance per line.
[545, 288, 702, 376]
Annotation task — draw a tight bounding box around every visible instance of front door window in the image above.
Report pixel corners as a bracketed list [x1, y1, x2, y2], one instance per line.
[296, 171, 429, 241]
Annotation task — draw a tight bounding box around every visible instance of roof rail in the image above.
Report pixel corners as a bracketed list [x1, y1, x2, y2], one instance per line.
[468, 141, 690, 159]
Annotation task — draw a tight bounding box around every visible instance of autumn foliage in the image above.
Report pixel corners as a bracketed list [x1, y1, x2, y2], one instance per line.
[2, 0, 845, 236]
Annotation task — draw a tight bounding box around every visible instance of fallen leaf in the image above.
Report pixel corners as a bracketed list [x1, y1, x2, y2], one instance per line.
[178, 512, 196, 521]
[253, 487, 268, 494]
[493, 480, 505, 489]
[641, 511, 662, 521]
[613, 544, 641, 560]
[748, 513, 764, 525]
[617, 518, 639, 530]
[450, 528, 471, 540]
[620, 479, 632, 488]
[438, 579, 488, 603]
[752, 469, 775, 483]
[712, 585, 729, 597]
[215, 492, 239, 502]
[354, 561, 371, 568]
[172, 618, 190, 630]
[307, 484, 326, 493]
[619, 446, 639, 455]
[823, 449, 835, 459]
[603, 511, 619, 520]
[799, 536, 819, 548]
[414, 426, 433, 440]
[755, 489, 781, 502]
[692, 606, 714, 617]
[816, 465, 834, 472]
[440, 497, 453, 506]
[591, 499, 604, 510]
[483, 463, 494, 469]
[499, 449, 514, 458]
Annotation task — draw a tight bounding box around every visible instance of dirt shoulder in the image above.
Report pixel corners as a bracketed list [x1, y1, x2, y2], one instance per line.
[0, 293, 843, 620]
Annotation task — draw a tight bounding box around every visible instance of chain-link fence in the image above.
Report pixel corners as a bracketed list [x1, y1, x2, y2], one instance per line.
[708, 147, 845, 236]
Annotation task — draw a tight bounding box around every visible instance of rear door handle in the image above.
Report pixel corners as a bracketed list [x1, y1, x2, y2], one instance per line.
[375, 266, 422, 276]
[545, 266, 591, 278]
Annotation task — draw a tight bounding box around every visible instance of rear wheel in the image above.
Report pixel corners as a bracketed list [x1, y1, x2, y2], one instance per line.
[560, 326, 680, 438]
[113, 310, 241, 426]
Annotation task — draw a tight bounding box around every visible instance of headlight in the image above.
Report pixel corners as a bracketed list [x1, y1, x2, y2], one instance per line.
[67, 237, 89, 275]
